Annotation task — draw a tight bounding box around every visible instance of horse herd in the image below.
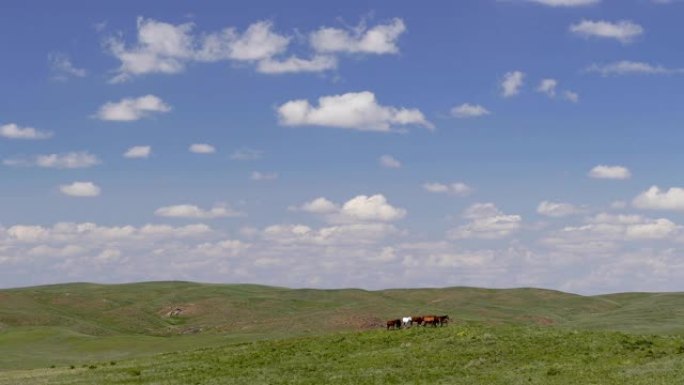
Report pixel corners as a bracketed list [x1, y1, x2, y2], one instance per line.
[386, 315, 449, 330]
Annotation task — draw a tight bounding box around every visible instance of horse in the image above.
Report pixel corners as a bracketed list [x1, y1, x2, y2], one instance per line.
[386, 319, 401, 330]
[421, 315, 438, 327]
[411, 316, 424, 326]
[437, 315, 449, 326]
[402, 316, 412, 327]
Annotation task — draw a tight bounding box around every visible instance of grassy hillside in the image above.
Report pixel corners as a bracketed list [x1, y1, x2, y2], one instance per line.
[2, 281, 684, 372]
[3, 322, 684, 384]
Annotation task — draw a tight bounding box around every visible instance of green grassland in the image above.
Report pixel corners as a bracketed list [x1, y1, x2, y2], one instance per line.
[3, 282, 684, 383]
[4, 323, 684, 384]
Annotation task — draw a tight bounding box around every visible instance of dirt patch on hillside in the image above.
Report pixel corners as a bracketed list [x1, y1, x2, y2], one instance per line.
[159, 303, 202, 317]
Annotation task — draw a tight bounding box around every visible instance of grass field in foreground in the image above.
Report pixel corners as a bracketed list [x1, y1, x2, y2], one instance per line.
[3, 322, 684, 385]
[4, 281, 684, 381]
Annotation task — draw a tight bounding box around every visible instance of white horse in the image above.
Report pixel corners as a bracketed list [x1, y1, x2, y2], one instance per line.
[402, 316, 412, 327]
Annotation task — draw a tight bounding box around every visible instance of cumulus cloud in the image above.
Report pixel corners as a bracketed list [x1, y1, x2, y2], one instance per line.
[230, 148, 263, 161]
[528, 0, 599, 6]
[310, 18, 406, 55]
[297, 197, 339, 214]
[537, 78, 558, 97]
[197, 20, 290, 62]
[105, 17, 399, 81]
[123, 145, 151, 158]
[4, 151, 100, 169]
[537, 201, 582, 217]
[59, 182, 101, 197]
[423, 182, 473, 196]
[569, 20, 644, 43]
[586, 61, 684, 76]
[0, 123, 53, 140]
[3, 222, 211, 244]
[450, 103, 490, 118]
[105, 17, 195, 82]
[588, 165, 631, 180]
[155, 204, 244, 219]
[189, 143, 216, 154]
[633, 186, 684, 211]
[262, 223, 398, 245]
[337, 194, 406, 223]
[294, 197, 340, 214]
[542, 213, 681, 252]
[250, 171, 278, 181]
[256, 55, 337, 74]
[48, 52, 87, 81]
[95, 95, 171, 121]
[501, 71, 525, 97]
[277, 91, 433, 132]
[261, 223, 399, 246]
[379, 155, 401, 168]
[563, 91, 579, 103]
[296, 194, 406, 224]
[449, 203, 522, 239]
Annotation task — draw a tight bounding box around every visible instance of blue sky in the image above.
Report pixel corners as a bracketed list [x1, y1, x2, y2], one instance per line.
[2, 0, 684, 293]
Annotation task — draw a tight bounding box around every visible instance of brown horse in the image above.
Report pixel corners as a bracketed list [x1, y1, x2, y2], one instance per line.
[437, 315, 449, 326]
[386, 319, 401, 330]
[411, 316, 424, 326]
[422, 315, 438, 327]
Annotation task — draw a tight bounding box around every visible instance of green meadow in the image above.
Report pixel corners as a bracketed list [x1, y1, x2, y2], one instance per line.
[3, 281, 684, 383]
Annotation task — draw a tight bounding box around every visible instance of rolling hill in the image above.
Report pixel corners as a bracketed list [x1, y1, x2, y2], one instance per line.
[2, 281, 684, 372]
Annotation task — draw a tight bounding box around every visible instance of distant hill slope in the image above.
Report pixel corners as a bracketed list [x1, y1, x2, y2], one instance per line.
[1, 281, 684, 370]
[0, 282, 616, 336]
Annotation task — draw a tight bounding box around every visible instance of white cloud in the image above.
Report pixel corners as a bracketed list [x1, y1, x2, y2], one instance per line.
[106, 17, 373, 81]
[123, 145, 151, 158]
[250, 171, 278, 181]
[262, 223, 398, 246]
[310, 18, 406, 55]
[155, 204, 244, 219]
[277, 91, 433, 132]
[537, 201, 582, 217]
[423, 182, 473, 196]
[256, 55, 337, 74]
[450, 103, 490, 118]
[230, 148, 263, 160]
[189, 143, 216, 154]
[296, 194, 406, 224]
[449, 203, 522, 239]
[196, 20, 290, 62]
[633, 186, 684, 211]
[338, 194, 406, 223]
[95, 95, 171, 121]
[586, 61, 683, 76]
[4, 151, 100, 169]
[59, 182, 101, 197]
[0, 123, 53, 140]
[537, 78, 557, 97]
[588, 165, 631, 180]
[194, 239, 251, 257]
[48, 52, 87, 80]
[379, 155, 401, 168]
[528, 0, 599, 6]
[297, 197, 339, 214]
[105, 17, 195, 82]
[569, 20, 644, 44]
[543, 213, 681, 249]
[563, 90, 579, 103]
[501, 71, 525, 97]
